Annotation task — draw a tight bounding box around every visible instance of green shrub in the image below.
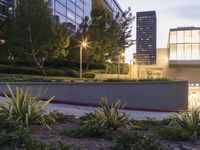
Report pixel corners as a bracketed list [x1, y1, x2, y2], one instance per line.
[83, 72, 96, 78]
[129, 118, 172, 131]
[96, 97, 129, 131]
[54, 112, 75, 123]
[156, 127, 191, 141]
[0, 128, 71, 150]
[0, 85, 56, 128]
[81, 98, 128, 131]
[114, 133, 162, 150]
[171, 109, 200, 142]
[105, 78, 172, 82]
[62, 127, 113, 139]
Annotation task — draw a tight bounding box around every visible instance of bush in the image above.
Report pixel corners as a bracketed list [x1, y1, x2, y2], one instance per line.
[114, 133, 162, 150]
[81, 98, 128, 131]
[53, 112, 75, 123]
[0, 85, 56, 128]
[129, 118, 172, 131]
[83, 72, 96, 78]
[62, 127, 113, 139]
[45, 67, 79, 77]
[0, 128, 71, 150]
[156, 127, 191, 141]
[105, 78, 172, 82]
[171, 109, 200, 142]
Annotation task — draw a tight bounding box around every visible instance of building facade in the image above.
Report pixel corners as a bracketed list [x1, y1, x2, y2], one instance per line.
[48, 0, 92, 32]
[136, 11, 157, 65]
[169, 27, 200, 65]
[130, 26, 200, 84]
[49, 0, 123, 32]
[0, 0, 14, 21]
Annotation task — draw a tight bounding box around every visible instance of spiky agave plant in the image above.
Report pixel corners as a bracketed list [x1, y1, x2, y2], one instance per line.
[0, 84, 55, 128]
[171, 109, 200, 142]
[96, 97, 129, 131]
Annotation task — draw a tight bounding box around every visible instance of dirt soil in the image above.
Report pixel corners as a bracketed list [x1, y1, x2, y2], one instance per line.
[29, 119, 200, 150]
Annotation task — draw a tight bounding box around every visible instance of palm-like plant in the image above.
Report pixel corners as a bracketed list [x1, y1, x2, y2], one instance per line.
[96, 97, 129, 131]
[171, 109, 200, 142]
[0, 85, 55, 128]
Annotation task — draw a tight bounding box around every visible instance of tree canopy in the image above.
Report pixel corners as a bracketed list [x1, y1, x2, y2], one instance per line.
[1, 0, 70, 75]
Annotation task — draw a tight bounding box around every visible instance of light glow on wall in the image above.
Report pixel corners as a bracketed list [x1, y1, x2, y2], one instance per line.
[169, 28, 200, 60]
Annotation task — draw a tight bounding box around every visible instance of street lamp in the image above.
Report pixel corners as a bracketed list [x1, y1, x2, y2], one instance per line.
[80, 41, 88, 78]
[0, 39, 5, 45]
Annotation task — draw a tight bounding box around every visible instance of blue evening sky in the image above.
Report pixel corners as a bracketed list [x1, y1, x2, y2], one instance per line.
[117, 0, 200, 63]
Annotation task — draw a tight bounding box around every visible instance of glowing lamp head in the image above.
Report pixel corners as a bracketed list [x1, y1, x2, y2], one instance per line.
[82, 42, 88, 48]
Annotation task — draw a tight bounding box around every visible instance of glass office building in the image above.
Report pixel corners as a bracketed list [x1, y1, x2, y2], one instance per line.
[136, 11, 157, 65]
[103, 0, 123, 17]
[0, 0, 14, 21]
[49, 0, 92, 32]
[169, 27, 200, 61]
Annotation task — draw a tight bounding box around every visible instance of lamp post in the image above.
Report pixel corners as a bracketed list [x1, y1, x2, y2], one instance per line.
[80, 41, 88, 78]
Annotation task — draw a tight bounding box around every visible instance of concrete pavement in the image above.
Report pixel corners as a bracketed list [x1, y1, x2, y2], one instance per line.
[0, 96, 173, 120]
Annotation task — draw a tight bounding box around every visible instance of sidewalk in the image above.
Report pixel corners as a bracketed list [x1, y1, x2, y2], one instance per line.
[0, 96, 173, 120]
[47, 103, 173, 120]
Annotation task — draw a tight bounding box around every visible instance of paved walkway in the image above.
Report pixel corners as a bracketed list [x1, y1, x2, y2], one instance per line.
[47, 103, 173, 120]
[0, 96, 173, 120]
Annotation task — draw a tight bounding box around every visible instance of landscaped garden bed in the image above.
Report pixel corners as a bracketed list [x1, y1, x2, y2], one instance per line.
[0, 85, 199, 150]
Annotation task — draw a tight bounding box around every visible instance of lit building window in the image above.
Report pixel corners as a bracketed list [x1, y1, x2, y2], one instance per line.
[185, 44, 192, 60]
[170, 31, 176, 43]
[192, 44, 200, 59]
[170, 44, 177, 60]
[177, 31, 184, 43]
[185, 31, 192, 43]
[192, 30, 200, 43]
[177, 44, 184, 60]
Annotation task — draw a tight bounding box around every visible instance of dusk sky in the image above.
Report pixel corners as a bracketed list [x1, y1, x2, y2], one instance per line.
[117, 0, 200, 63]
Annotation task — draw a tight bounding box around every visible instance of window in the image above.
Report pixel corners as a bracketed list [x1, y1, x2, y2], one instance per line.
[192, 30, 200, 43]
[67, 0, 75, 12]
[192, 44, 200, 59]
[177, 44, 184, 60]
[184, 44, 192, 60]
[67, 10, 75, 21]
[185, 31, 192, 43]
[177, 31, 184, 43]
[170, 31, 176, 43]
[170, 44, 177, 60]
[55, 1, 66, 16]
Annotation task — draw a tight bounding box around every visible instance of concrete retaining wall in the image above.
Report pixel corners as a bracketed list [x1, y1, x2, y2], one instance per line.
[0, 81, 188, 111]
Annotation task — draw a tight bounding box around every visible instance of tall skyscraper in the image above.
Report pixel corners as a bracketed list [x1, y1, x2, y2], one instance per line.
[136, 11, 157, 65]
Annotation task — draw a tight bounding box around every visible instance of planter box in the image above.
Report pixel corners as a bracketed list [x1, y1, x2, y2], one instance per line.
[0, 81, 188, 111]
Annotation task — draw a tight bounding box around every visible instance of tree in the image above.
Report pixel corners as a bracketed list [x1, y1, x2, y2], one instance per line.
[117, 7, 135, 52]
[70, 8, 135, 71]
[71, 10, 120, 71]
[1, 0, 70, 75]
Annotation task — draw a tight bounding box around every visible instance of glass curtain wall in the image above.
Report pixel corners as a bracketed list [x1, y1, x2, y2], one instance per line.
[169, 29, 200, 60]
[49, 0, 92, 32]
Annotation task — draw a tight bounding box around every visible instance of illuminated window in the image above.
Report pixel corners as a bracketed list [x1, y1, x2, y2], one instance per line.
[177, 44, 184, 60]
[170, 44, 177, 60]
[170, 31, 176, 43]
[192, 44, 200, 59]
[185, 31, 192, 43]
[184, 44, 192, 60]
[192, 30, 200, 43]
[177, 31, 184, 43]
